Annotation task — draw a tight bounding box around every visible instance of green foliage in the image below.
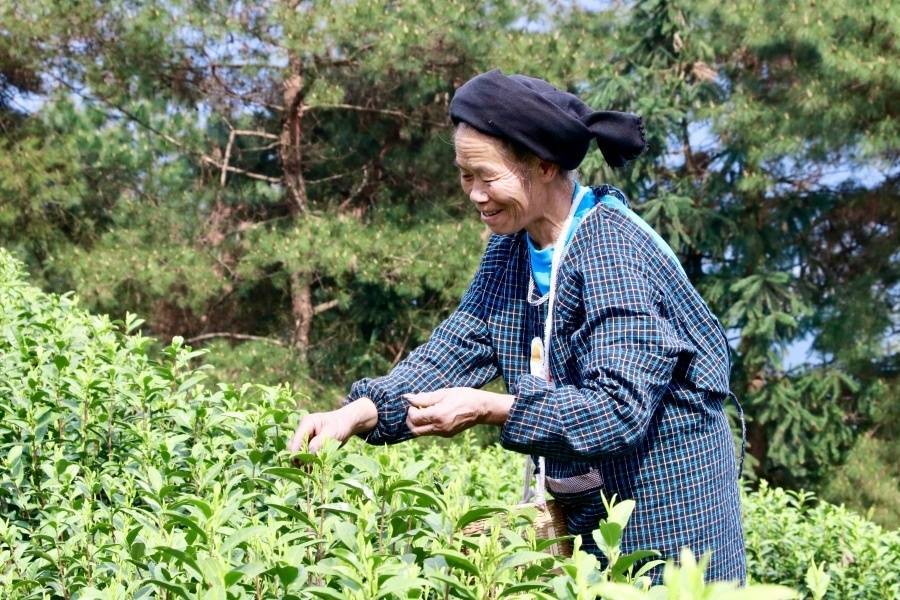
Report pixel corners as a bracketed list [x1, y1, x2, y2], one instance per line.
[821, 388, 900, 530]
[744, 482, 900, 599]
[1, 0, 898, 506]
[0, 250, 813, 599]
[743, 367, 879, 486]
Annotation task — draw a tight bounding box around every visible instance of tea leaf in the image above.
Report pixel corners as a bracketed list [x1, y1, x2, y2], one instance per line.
[375, 575, 430, 598]
[153, 546, 203, 580]
[456, 506, 508, 530]
[221, 525, 268, 554]
[263, 466, 311, 485]
[432, 549, 479, 577]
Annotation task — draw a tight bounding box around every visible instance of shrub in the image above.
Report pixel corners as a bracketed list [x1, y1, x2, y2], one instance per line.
[0, 248, 872, 598]
[744, 482, 899, 599]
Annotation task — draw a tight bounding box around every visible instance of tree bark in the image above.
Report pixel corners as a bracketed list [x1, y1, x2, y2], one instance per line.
[747, 420, 768, 477]
[289, 271, 314, 363]
[281, 54, 313, 360]
[280, 69, 308, 214]
[741, 335, 769, 478]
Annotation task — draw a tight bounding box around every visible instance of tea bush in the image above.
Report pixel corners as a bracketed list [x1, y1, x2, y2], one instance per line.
[745, 483, 900, 598]
[0, 249, 889, 598]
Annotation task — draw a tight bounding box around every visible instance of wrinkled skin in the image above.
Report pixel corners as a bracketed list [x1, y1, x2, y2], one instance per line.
[454, 123, 570, 248]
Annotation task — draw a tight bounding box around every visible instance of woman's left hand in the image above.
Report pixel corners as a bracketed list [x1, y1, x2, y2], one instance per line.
[405, 388, 513, 437]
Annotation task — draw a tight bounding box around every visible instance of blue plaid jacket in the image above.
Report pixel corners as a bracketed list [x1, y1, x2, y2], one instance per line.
[347, 184, 746, 582]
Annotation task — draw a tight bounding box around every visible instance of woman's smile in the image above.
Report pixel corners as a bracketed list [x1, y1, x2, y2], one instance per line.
[480, 207, 504, 223]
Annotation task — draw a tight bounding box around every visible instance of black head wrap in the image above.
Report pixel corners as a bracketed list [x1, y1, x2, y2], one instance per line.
[449, 69, 646, 169]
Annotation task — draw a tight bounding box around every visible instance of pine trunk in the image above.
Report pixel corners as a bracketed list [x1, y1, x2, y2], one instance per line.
[281, 55, 312, 361]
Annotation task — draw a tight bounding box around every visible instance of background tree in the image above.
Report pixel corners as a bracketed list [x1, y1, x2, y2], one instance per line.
[0, 0, 897, 516]
[562, 0, 898, 493]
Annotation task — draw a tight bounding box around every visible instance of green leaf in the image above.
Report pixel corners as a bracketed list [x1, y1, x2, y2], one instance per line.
[591, 582, 647, 600]
[610, 549, 660, 580]
[498, 582, 552, 597]
[456, 506, 508, 530]
[375, 575, 430, 598]
[594, 521, 623, 552]
[421, 572, 477, 600]
[129, 541, 146, 561]
[164, 512, 208, 543]
[153, 546, 203, 580]
[316, 502, 355, 517]
[263, 564, 300, 587]
[125, 525, 143, 547]
[606, 499, 636, 529]
[716, 586, 800, 600]
[535, 535, 573, 553]
[431, 549, 479, 577]
[267, 503, 316, 529]
[6, 444, 23, 466]
[171, 497, 214, 519]
[498, 550, 553, 573]
[632, 559, 666, 581]
[146, 466, 163, 492]
[263, 466, 311, 485]
[805, 561, 831, 600]
[146, 579, 190, 599]
[305, 586, 345, 600]
[222, 525, 268, 554]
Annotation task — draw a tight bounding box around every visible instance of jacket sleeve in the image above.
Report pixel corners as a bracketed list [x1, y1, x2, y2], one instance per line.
[343, 238, 503, 445]
[499, 229, 682, 460]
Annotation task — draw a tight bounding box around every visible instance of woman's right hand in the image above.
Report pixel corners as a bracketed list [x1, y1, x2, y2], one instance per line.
[287, 397, 378, 453]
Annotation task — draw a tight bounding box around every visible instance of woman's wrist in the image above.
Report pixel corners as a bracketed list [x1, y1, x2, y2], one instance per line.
[479, 392, 514, 426]
[341, 397, 379, 435]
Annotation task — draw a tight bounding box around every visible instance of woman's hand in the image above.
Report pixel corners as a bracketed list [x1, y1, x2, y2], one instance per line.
[405, 388, 514, 437]
[288, 397, 378, 453]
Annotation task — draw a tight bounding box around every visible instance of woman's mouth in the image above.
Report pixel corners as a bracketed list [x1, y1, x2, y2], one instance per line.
[480, 209, 503, 223]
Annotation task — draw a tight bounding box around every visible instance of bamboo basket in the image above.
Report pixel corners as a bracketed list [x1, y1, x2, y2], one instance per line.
[459, 339, 574, 556]
[460, 498, 572, 557]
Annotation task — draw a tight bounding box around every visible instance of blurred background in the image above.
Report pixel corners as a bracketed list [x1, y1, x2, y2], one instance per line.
[1, 0, 897, 526]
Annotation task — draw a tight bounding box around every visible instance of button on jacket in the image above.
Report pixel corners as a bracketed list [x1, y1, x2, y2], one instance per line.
[345, 184, 746, 582]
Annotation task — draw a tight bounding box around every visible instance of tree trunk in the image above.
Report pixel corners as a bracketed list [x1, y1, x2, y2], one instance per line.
[740, 326, 769, 478]
[289, 271, 313, 364]
[280, 69, 308, 214]
[280, 55, 313, 360]
[747, 420, 768, 477]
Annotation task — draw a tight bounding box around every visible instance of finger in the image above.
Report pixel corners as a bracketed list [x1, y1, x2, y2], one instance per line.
[407, 406, 435, 427]
[404, 391, 443, 408]
[406, 406, 422, 426]
[307, 433, 326, 454]
[288, 416, 317, 452]
[407, 421, 435, 437]
[310, 431, 334, 454]
[406, 409, 432, 436]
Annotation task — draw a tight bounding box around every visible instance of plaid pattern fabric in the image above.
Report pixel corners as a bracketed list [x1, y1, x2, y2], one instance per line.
[346, 184, 746, 583]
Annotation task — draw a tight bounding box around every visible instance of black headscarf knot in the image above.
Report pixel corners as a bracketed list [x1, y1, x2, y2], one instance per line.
[449, 69, 646, 169]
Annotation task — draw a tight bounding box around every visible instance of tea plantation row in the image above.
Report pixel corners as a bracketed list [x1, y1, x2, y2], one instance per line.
[1, 250, 897, 599]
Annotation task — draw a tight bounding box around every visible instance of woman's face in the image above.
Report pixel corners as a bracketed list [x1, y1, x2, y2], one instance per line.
[453, 125, 538, 236]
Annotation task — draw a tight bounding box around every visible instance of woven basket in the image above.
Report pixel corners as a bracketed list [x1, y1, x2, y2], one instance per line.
[460, 499, 572, 557]
[459, 339, 575, 556]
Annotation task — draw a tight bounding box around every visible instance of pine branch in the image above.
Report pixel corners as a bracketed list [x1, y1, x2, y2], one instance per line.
[313, 299, 340, 315]
[185, 332, 286, 346]
[301, 102, 443, 126]
[47, 73, 282, 185]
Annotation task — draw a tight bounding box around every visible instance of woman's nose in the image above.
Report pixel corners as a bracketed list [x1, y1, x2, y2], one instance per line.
[469, 182, 489, 205]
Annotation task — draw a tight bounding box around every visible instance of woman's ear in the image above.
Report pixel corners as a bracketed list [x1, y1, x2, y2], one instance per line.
[537, 159, 559, 183]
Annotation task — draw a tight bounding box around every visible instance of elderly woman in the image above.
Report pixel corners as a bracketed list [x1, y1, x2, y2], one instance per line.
[289, 70, 746, 583]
